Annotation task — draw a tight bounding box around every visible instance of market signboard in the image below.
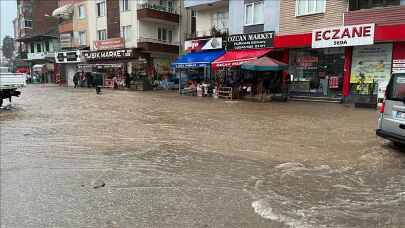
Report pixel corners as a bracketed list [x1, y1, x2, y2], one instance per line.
[83, 49, 134, 61]
[94, 38, 124, 50]
[350, 43, 393, 84]
[226, 31, 274, 50]
[184, 37, 222, 51]
[312, 24, 375, 49]
[55, 51, 82, 63]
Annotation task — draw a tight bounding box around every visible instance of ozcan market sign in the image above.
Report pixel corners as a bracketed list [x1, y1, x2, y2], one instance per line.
[312, 24, 375, 49]
[226, 31, 274, 50]
[83, 49, 134, 61]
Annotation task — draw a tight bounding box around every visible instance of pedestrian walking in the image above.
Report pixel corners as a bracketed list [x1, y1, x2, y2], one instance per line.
[94, 73, 103, 95]
[86, 72, 93, 88]
[73, 72, 79, 88]
[124, 71, 131, 88]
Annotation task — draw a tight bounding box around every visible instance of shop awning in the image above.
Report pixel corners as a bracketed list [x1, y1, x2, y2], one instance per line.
[16, 67, 29, 73]
[172, 50, 225, 69]
[240, 56, 288, 71]
[52, 4, 74, 19]
[211, 48, 272, 69]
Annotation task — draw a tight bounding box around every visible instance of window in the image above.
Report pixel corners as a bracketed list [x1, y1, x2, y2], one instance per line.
[79, 31, 86, 45]
[245, 1, 263, 25]
[78, 5, 86, 19]
[388, 74, 405, 100]
[121, 0, 129, 11]
[30, 43, 34, 53]
[36, 43, 41, 52]
[158, 28, 172, 42]
[96, 1, 106, 17]
[45, 41, 50, 52]
[212, 11, 228, 31]
[296, 0, 325, 16]
[97, 29, 107, 40]
[191, 10, 196, 35]
[349, 0, 399, 10]
[121, 25, 131, 41]
[23, 19, 32, 28]
[168, 30, 172, 43]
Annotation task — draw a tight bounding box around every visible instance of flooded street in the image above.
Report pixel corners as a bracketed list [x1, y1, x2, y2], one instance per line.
[1, 84, 405, 227]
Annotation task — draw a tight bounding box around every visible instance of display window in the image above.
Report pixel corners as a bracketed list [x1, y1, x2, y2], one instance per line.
[288, 48, 345, 97]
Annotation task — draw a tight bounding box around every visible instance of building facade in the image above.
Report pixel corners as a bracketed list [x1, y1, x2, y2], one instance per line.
[276, 0, 405, 104]
[14, 0, 60, 81]
[78, 0, 181, 87]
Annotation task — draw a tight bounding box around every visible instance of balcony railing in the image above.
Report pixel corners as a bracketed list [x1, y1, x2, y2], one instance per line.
[137, 3, 178, 15]
[187, 27, 229, 40]
[138, 37, 179, 46]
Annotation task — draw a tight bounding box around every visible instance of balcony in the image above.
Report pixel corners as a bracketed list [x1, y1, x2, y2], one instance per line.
[137, 37, 179, 54]
[344, 5, 405, 26]
[186, 27, 229, 40]
[184, 0, 227, 9]
[137, 3, 179, 24]
[59, 21, 73, 33]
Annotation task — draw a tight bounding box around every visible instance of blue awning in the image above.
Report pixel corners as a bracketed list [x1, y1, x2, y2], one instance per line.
[172, 50, 225, 69]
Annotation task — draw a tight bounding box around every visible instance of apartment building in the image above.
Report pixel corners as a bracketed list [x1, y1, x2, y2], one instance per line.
[52, 0, 90, 85]
[79, 0, 181, 86]
[14, 0, 60, 79]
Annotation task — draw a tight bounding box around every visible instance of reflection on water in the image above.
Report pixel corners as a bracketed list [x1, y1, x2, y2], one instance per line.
[1, 85, 405, 227]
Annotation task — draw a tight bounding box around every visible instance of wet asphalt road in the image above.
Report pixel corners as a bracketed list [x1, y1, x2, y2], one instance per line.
[1, 84, 405, 228]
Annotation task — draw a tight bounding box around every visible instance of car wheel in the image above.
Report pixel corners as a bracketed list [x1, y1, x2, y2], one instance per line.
[393, 142, 405, 148]
[0, 99, 3, 107]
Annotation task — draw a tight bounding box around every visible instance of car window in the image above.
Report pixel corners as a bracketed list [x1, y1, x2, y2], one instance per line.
[389, 73, 405, 101]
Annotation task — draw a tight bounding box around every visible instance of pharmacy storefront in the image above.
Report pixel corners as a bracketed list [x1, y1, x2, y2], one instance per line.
[288, 24, 375, 99]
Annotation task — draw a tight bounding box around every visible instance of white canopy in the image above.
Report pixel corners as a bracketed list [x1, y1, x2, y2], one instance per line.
[52, 4, 73, 19]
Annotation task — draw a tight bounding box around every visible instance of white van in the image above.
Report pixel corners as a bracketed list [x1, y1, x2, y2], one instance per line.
[377, 73, 405, 147]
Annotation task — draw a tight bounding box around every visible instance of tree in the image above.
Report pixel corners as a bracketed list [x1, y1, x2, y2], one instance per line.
[2, 36, 15, 59]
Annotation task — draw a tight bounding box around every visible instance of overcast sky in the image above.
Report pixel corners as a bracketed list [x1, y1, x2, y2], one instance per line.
[1, 0, 17, 41]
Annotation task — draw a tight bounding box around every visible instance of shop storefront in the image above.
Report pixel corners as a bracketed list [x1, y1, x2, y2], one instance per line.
[211, 31, 288, 100]
[172, 49, 225, 95]
[172, 37, 224, 95]
[82, 48, 151, 88]
[288, 47, 345, 97]
[55, 50, 83, 86]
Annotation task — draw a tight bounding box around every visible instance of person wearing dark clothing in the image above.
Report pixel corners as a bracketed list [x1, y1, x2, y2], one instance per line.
[94, 73, 103, 94]
[73, 72, 79, 88]
[124, 71, 131, 88]
[86, 72, 93, 88]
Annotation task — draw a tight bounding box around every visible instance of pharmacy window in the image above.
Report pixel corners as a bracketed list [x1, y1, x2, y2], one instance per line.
[296, 0, 325, 16]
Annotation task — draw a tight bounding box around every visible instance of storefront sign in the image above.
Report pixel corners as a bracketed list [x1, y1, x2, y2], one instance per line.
[28, 52, 55, 60]
[60, 33, 73, 48]
[392, 43, 405, 73]
[83, 49, 134, 61]
[226, 31, 274, 50]
[312, 24, 375, 49]
[184, 37, 222, 51]
[350, 43, 393, 84]
[55, 51, 82, 63]
[94, 38, 124, 50]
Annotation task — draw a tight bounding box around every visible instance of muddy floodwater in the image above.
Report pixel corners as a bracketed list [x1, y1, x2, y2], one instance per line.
[1, 85, 405, 228]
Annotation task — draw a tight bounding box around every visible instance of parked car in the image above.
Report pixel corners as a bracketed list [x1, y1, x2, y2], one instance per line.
[376, 73, 405, 147]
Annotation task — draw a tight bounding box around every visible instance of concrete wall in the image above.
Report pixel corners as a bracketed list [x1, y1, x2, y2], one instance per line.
[279, 0, 348, 35]
[119, 0, 138, 48]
